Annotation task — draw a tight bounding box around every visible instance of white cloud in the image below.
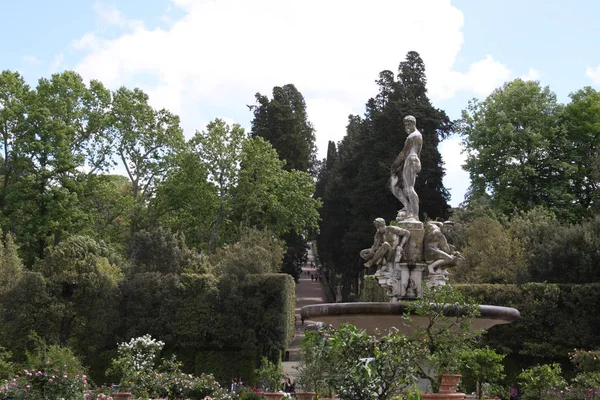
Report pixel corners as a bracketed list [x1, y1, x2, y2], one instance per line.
[520, 67, 541, 82]
[50, 52, 64, 73]
[439, 136, 469, 207]
[73, 1, 509, 133]
[92, 2, 143, 30]
[586, 65, 600, 85]
[22, 55, 40, 65]
[432, 55, 511, 101]
[70, 0, 525, 205]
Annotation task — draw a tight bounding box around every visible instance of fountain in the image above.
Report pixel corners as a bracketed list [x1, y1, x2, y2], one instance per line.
[300, 115, 520, 397]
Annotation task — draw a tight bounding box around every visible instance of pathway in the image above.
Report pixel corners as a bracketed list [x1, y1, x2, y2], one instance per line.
[282, 242, 327, 379]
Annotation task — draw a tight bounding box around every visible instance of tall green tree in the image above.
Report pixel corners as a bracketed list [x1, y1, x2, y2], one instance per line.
[459, 79, 574, 219]
[562, 86, 600, 215]
[2, 71, 114, 264]
[233, 136, 320, 239]
[189, 118, 245, 250]
[0, 71, 30, 220]
[110, 87, 185, 236]
[249, 86, 317, 280]
[316, 51, 451, 298]
[151, 149, 218, 250]
[249, 84, 316, 174]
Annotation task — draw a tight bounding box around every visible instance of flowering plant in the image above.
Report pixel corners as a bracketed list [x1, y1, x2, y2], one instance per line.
[106, 334, 165, 397]
[0, 364, 88, 400]
[86, 385, 114, 400]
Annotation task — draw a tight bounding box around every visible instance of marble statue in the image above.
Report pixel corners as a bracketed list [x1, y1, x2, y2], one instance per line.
[389, 115, 422, 222]
[423, 220, 462, 275]
[359, 116, 464, 300]
[360, 218, 410, 271]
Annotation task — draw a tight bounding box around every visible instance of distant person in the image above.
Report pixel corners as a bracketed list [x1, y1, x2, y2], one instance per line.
[283, 377, 295, 394]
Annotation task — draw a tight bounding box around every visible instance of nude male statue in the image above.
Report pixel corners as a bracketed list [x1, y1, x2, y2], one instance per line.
[423, 220, 462, 274]
[360, 218, 410, 270]
[389, 115, 423, 222]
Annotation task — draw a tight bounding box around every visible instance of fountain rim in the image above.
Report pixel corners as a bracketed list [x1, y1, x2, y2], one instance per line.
[300, 301, 521, 323]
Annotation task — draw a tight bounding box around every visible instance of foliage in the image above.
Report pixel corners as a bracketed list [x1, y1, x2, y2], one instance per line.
[211, 228, 284, 278]
[193, 350, 257, 388]
[453, 215, 528, 284]
[545, 386, 600, 400]
[295, 330, 334, 397]
[238, 387, 262, 400]
[0, 344, 89, 400]
[459, 347, 505, 399]
[0, 232, 22, 294]
[234, 135, 321, 267]
[34, 234, 122, 378]
[183, 372, 233, 400]
[316, 51, 450, 300]
[106, 334, 164, 397]
[150, 147, 218, 250]
[254, 357, 285, 393]
[296, 325, 419, 400]
[406, 285, 482, 393]
[128, 227, 190, 275]
[0, 272, 56, 361]
[561, 86, 600, 215]
[190, 118, 245, 250]
[455, 282, 600, 366]
[569, 349, 600, 390]
[110, 86, 185, 234]
[0, 70, 114, 265]
[518, 363, 566, 400]
[0, 348, 12, 380]
[458, 83, 600, 223]
[250, 84, 316, 174]
[360, 275, 388, 302]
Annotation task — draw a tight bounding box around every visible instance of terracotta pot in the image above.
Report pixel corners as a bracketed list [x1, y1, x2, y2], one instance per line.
[421, 393, 465, 400]
[114, 393, 132, 400]
[262, 393, 285, 400]
[296, 392, 316, 400]
[439, 374, 462, 394]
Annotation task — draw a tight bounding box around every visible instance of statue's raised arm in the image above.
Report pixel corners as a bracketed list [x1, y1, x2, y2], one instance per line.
[388, 115, 422, 222]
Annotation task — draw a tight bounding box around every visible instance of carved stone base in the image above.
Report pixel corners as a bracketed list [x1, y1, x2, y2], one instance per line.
[375, 262, 427, 301]
[426, 269, 449, 288]
[397, 220, 424, 262]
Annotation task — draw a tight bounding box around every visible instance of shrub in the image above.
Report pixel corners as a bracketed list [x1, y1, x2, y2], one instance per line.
[518, 363, 565, 400]
[0, 345, 89, 400]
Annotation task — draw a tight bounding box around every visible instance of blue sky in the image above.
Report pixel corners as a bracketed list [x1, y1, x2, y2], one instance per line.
[2, 0, 600, 206]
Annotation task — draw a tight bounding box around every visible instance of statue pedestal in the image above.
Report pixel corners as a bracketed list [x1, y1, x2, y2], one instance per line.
[375, 262, 427, 301]
[397, 220, 424, 262]
[426, 269, 449, 288]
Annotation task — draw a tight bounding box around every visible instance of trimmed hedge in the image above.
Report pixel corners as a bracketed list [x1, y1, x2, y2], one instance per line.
[360, 275, 387, 302]
[361, 277, 600, 372]
[195, 350, 258, 385]
[116, 272, 295, 386]
[455, 283, 600, 361]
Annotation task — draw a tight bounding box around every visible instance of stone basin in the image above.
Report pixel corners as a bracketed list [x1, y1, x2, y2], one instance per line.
[300, 302, 520, 335]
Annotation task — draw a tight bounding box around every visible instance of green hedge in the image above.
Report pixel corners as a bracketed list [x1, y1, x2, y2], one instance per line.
[360, 275, 387, 302]
[455, 283, 600, 361]
[361, 277, 600, 373]
[117, 272, 295, 386]
[195, 350, 258, 385]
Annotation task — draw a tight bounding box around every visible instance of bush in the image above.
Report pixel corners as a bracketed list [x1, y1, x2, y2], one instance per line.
[518, 363, 565, 400]
[0, 344, 89, 400]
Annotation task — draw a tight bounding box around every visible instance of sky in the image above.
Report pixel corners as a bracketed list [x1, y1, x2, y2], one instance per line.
[2, 0, 600, 207]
